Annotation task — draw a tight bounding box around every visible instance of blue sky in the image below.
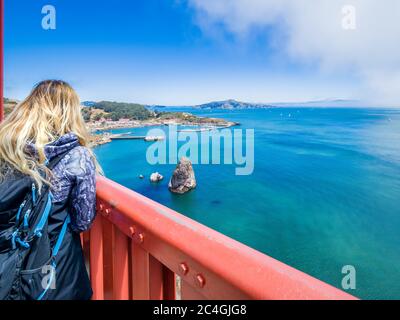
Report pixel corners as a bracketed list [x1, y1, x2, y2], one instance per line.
[4, 0, 366, 105]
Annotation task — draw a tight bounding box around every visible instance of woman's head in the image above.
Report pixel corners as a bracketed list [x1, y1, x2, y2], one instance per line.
[0, 80, 100, 187]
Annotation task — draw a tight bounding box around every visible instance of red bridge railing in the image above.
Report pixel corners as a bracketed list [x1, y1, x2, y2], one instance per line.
[82, 176, 357, 300]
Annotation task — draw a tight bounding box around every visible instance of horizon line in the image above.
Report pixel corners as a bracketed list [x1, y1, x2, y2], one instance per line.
[5, 96, 399, 108]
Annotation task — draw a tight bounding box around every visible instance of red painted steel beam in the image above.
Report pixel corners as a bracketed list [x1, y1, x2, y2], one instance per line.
[131, 241, 150, 299]
[90, 216, 105, 300]
[112, 226, 129, 299]
[96, 176, 357, 300]
[162, 266, 176, 300]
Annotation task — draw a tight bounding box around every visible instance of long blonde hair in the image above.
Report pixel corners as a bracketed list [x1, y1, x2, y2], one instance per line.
[0, 80, 101, 188]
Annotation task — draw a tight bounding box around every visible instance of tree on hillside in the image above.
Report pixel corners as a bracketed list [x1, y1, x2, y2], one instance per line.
[94, 101, 152, 121]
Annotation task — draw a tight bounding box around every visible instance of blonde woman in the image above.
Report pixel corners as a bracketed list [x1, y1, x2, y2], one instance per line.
[0, 80, 100, 300]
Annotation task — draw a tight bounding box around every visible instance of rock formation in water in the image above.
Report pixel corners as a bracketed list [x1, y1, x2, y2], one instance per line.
[168, 157, 196, 194]
[150, 172, 163, 182]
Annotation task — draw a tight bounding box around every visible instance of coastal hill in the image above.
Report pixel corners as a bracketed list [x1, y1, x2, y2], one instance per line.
[81, 101, 237, 127]
[147, 98, 363, 109]
[82, 101, 153, 121]
[80, 101, 239, 146]
[147, 99, 275, 110]
[194, 99, 274, 110]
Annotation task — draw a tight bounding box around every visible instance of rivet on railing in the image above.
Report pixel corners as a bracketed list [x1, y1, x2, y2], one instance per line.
[129, 226, 135, 237]
[138, 233, 144, 243]
[179, 263, 189, 275]
[104, 208, 111, 217]
[99, 203, 104, 212]
[196, 274, 206, 288]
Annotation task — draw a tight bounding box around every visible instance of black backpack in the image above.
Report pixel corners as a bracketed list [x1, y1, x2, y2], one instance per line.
[0, 151, 70, 300]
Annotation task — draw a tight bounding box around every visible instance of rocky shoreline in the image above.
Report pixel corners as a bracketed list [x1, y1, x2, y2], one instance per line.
[89, 117, 239, 147]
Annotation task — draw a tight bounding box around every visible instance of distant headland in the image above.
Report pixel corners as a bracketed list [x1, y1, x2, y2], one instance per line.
[146, 99, 275, 110]
[144, 98, 366, 109]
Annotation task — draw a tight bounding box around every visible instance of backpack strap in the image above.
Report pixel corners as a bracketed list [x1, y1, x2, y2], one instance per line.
[36, 214, 71, 300]
[32, 193, 53, 238]
[27, 148, 75, 240]
[51, 215, 71, 258]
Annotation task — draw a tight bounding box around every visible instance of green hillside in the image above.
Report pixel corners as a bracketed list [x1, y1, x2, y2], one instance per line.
[91, 101, 153, 121]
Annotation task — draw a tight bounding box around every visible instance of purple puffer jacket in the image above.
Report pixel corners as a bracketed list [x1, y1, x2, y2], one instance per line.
[28, 133, 97, 232]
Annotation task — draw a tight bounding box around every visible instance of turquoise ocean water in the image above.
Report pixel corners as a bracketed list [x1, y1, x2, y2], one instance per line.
[94, 108, 400, 299]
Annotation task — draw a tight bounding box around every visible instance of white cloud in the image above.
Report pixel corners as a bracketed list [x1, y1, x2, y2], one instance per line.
[189, 0, 400, 106]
